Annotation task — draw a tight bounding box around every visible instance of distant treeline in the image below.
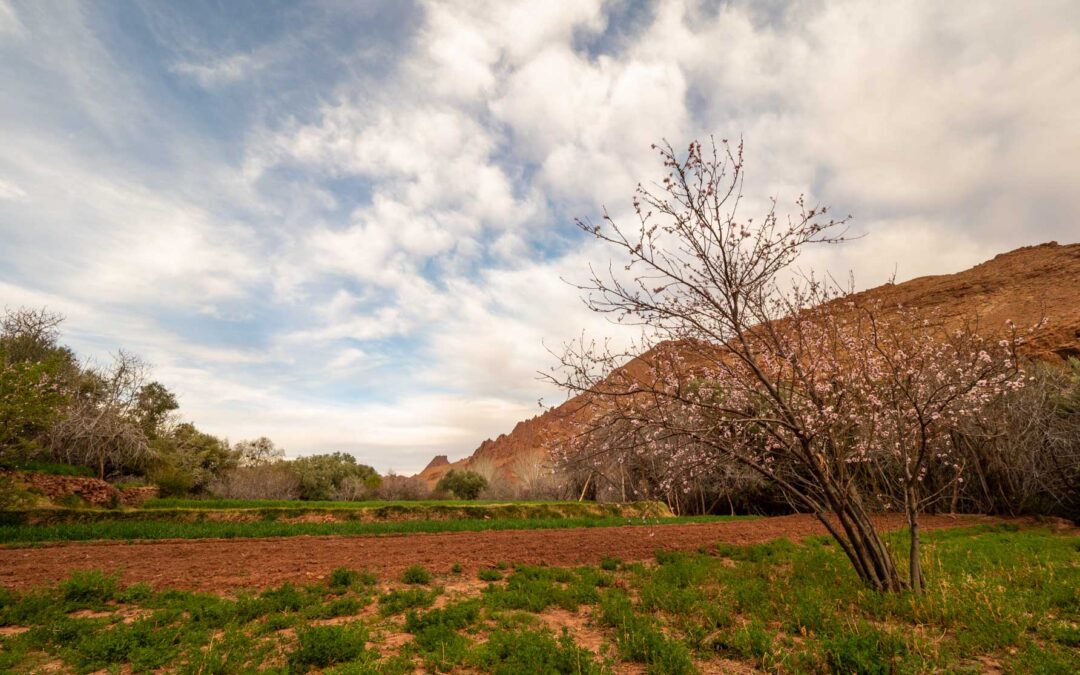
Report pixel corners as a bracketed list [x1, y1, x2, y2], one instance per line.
[0, 307, 393, 503]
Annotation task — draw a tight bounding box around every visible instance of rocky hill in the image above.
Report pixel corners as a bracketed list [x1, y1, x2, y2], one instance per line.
[415, 242, 1080, 488]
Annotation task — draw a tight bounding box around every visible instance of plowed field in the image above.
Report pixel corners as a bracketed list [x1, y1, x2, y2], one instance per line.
[0, 513, 1010, 592]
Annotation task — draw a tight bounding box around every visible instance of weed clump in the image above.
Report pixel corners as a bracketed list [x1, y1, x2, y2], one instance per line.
[59, 570, 119, 609]
[472, 628, 602, 674]
[599, 555, 622, 571]
[288, 624, 371, 671]
[327, 567, 376, 592]
[401, 564, 431, 585]
[378, 588, 439, 616]
[478, 568, 503, 582]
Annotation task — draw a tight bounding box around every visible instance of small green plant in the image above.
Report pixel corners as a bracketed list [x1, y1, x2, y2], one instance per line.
[378, 588, 438, 616]
[599, 555, 622, 571]
[401, 564, 431, 585]
[288, 624, 371, 671]
[451, 562, 463, 574]
[327, 567, 376, 591]
[478, 568, 503, 582]
[59, 569, 119, 608]
[413, 622, 471, 670]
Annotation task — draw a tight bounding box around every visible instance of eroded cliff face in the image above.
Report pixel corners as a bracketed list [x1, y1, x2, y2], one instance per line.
[415, 242, 1080, 488]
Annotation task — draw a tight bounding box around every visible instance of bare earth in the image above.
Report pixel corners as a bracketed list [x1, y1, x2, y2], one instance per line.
[0, 514, 1012, 592]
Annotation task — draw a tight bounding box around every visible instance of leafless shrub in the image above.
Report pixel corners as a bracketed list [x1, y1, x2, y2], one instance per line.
[49, 351, 152, 479]
[209, 463, 301, 500]
[372, 473, 430, 501]
[333, 474, 377, 501]
[509, 451, 568, 500]
[955, 359, 1080, 521]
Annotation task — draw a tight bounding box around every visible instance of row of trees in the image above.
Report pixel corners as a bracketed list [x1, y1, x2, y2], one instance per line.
[0, 309, 386, 500]
[549, 139, 1079, 593]
[0, 312, 569, 504]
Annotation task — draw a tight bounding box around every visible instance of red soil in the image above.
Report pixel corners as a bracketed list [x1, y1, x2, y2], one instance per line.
[0, 514, 1013, 593]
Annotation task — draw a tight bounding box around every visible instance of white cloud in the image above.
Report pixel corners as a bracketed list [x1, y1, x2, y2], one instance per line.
[171, 52, 264, 87]
[0, 178, 26, 201]
[3, 0, 1079, 472]
[0, 0, 22, 35]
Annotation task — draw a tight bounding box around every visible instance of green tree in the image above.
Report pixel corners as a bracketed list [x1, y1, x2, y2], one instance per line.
[0, 360, 68, 460]
[0, 309, 76, 463]
[150, 423, 236, 495]
[134, 382, 179, 439]
[290, 452, 379, 501]
[235, 436, 285, 467]
[435, 470, 488, 500]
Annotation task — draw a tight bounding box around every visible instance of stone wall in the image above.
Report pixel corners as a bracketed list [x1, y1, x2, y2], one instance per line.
[2, 471, 158, 508]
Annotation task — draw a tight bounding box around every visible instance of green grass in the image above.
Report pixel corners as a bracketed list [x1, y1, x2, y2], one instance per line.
[141, 497, 585, 509]
[0, 514, 741, 544]
[0, 524, 1075, 674]
[0, 460, 96, 477]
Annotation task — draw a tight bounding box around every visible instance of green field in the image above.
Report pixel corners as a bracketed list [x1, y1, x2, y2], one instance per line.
[140, 498, 587, 509]
[0, 525, 1075, 673]
[0, 514, 741, 545]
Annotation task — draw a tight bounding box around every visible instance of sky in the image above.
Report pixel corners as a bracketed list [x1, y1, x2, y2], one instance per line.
[1, 0, 1078, 474]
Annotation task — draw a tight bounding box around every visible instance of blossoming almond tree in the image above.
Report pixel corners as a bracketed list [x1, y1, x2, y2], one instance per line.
[550, 139, 1028, 592]
[842, 307, 1030, 591]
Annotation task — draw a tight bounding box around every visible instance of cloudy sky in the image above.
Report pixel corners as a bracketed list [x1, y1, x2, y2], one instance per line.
[1, 1, 1078, 473]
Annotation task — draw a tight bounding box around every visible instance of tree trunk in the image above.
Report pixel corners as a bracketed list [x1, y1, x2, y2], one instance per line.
[906, 488, 925, 594]
[816, 498, 906, 593]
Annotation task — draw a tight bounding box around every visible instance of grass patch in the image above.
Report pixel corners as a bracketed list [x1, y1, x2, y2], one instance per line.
[378, 588, 440, 616]
[0, 514, 744, 544]
[471, 627, 604, 674]
[482, 565, 604, 613]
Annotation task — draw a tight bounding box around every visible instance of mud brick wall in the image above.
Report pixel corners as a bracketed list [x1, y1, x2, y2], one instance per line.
[3, 471, 158, 507]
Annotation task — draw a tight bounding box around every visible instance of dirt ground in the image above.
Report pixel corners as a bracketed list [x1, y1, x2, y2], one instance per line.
[0, 514, 1012, 593]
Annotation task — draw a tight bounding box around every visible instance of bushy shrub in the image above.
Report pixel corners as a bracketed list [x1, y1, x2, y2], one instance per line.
[150, 465, 196, 498]
[435, 470, 487, 500]
[290, 452, 378, 501]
